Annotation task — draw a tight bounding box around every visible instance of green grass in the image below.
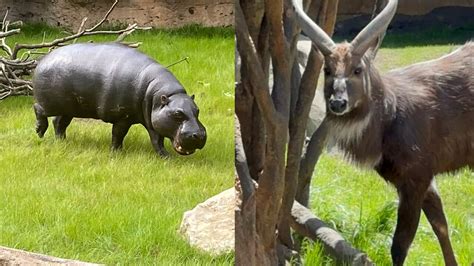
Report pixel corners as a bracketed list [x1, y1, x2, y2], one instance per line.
[305, 35, 474, 265]
[0, 24, 234, 264]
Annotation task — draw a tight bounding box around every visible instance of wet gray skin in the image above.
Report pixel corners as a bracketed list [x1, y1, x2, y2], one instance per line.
[33, 43, 206, 156]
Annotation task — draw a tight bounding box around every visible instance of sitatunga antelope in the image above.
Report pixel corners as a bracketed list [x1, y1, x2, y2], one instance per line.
[293, 0, 473, 265]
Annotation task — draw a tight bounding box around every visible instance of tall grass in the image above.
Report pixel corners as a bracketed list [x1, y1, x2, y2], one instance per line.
[0, 24, 234, 265]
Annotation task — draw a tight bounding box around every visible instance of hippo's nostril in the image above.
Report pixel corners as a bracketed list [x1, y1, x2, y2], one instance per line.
[192, 133, 198, 139]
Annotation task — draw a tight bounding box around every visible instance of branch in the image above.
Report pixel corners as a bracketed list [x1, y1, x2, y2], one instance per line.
[235, 116, 255, 202]
[10, 0, 150, 59]
[296, 0, 338, 208]
[0, 57, 36, 67]
[1, 8, 9, 31]
[0, 28, 20, 38]
[296, 119, 329, 206]
[235, 2, 279, 127]
[0, 77, 32, 85]
[88, 0, 119, 32]
[291, 201, 373, 265]
[73, 17, 88, 44]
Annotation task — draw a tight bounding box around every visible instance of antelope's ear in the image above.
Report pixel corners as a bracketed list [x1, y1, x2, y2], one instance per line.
[161, 95, 169, 105]
[191, 94, 195, 100]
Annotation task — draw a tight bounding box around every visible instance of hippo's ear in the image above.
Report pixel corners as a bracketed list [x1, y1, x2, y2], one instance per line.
[161, 95, 169, 105]
[191, 94, 195, 100]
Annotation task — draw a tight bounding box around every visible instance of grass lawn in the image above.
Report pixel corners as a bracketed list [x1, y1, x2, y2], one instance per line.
[0, 25, 234, 264]
[305, 29, 474, 265]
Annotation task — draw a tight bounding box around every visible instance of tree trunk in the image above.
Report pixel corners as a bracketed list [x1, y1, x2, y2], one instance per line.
[235, 0, 372, 264]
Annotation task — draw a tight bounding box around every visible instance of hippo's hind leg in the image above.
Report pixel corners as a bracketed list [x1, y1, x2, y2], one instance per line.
[53, 116, 73, 139]
[111, 121, 132, 150]
[33, 103, 48, 138]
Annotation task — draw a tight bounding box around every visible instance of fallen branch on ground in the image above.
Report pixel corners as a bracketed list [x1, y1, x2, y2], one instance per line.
[290, 201, 373, 265]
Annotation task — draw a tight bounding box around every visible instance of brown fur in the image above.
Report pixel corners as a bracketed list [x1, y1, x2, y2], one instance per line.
[323, 42, 473, 265]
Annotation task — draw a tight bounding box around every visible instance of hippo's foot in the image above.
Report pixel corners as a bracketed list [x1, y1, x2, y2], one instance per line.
[53, 116, 72, 139]
[158, 148, 170, 158]
[34, 103, 48, 138]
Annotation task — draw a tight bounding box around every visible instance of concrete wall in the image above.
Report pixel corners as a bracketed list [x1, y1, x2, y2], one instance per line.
[0, 0, 234, 29]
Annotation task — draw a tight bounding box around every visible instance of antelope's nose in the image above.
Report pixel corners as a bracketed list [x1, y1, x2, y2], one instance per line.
[328, 99, 348, 114]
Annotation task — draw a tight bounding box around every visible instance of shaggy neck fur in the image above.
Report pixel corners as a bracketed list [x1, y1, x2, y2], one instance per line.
[326, 53, 392, 168]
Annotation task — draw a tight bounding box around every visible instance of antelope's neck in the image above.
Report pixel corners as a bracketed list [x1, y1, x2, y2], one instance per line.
[327, 82, 390, 169]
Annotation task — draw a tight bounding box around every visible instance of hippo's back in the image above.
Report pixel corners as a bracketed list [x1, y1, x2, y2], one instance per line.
[33, 43, 163, 123]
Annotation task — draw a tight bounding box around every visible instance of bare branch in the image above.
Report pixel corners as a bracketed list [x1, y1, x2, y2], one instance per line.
[0, 28, 20, 38]
[0, 77, 32, 86]
[88, 0, 119, 32]
[73, 17, 88, 44]
[0, 57, 36, 67]
[235, 116, 255, 202]
[0, 65, 13, 87]
[10, 0, 150, 59]
[1, 8, 9, 31]
[235, 2, 279, 126]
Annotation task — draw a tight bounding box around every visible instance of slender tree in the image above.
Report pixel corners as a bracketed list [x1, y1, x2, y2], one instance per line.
[235, 0, 378, 264]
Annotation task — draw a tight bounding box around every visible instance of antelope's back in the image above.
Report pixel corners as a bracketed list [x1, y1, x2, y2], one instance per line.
[385, 42, 474, 173]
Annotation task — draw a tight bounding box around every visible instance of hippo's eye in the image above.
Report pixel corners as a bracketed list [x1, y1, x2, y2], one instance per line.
[173, 110, 185, 120]
[196, 108, 200, 116]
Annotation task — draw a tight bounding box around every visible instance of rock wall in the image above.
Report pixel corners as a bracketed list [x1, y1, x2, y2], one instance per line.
[0, 0, 471, 30]
[338, 0, 473, 17]
[0, 0, 234, 30]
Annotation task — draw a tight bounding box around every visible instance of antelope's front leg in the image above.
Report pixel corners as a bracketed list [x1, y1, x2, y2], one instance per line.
[422, 181, 457, 266]
[391, 176, 431, 266]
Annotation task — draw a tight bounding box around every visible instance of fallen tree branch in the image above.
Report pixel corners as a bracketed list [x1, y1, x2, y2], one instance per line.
[0, 28, 20, 38]
[0, 245, 101, 265]
[291, 201, 373, 265]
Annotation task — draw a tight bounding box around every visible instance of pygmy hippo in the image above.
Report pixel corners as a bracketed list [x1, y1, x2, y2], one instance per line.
[33, 43, 206, 156]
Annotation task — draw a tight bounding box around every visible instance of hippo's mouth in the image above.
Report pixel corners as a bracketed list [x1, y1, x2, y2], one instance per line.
[172, 138, 196, 156]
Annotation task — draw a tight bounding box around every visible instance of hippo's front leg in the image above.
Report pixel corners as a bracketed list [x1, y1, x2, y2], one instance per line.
[112, 121, 132, 150]
[146, 128, 169, 157]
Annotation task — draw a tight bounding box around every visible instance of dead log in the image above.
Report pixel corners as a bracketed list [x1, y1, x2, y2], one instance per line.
[290, 201, 373, 265]
[0, 246, 101, 265]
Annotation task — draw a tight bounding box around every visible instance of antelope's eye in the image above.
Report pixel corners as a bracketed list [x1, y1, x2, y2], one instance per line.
[354, 67, 362, 75]
[173, 110, 185, 119]
[323, 67, 331, 76]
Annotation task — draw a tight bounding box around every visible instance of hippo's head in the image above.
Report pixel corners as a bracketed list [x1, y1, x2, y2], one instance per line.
[151, 94, 206, 155]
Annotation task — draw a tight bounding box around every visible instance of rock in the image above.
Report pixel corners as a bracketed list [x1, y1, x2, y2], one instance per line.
[179, 188, 235, 255]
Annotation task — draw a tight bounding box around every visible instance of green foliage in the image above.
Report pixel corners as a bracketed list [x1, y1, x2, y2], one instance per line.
[0, 24, 234, 265]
